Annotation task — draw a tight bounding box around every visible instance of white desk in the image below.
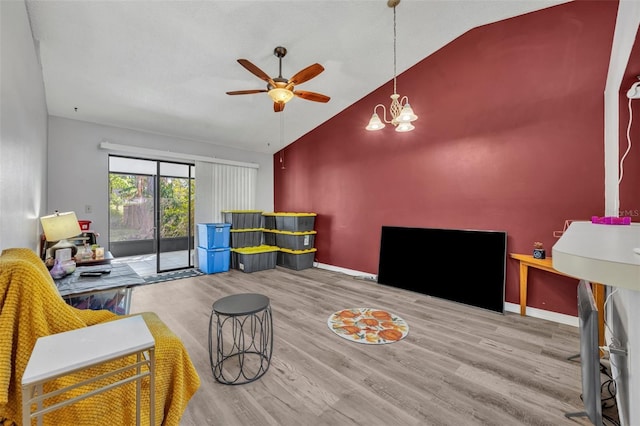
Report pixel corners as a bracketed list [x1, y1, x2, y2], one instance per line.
[553, 220, 640, 426]
[22, 315, 155, 426]
[552, 221, 640, 290]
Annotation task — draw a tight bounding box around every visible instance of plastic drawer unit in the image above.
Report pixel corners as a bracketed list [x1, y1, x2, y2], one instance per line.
[55, 263, 143, 315]
[231, 245, 278, 273]
[63, 289, 129, 315]
[277, 248, 317, 270]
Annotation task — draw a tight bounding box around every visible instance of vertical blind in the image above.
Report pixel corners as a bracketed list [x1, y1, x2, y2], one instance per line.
[195, 161, 257, 224]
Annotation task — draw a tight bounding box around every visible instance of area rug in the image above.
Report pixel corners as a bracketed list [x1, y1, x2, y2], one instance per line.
[327, 308, 409, 344]
[143, 268, 204, 284]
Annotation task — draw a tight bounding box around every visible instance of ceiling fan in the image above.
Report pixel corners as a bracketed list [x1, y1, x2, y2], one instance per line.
[226, 46, 330, 113]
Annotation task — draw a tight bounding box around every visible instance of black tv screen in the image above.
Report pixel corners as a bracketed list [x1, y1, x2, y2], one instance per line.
[377, 226, 506, 313]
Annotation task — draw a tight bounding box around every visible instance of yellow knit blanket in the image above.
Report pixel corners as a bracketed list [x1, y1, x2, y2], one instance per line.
[0, 248, 200, 425]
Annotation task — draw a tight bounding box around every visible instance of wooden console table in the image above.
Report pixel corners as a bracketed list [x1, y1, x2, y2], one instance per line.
[509, 253, 604, 346]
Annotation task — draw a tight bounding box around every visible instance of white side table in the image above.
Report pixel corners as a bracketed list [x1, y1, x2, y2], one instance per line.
[22, 315, 155, 426]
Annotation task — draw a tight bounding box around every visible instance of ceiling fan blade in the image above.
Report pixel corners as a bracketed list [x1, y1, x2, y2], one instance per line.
[237, 59, 274, 83]
[274, 102, 285, 112]
[226, 89, 268, 95]
[288, 63, 325, 87]
[294, 90, 330, 103]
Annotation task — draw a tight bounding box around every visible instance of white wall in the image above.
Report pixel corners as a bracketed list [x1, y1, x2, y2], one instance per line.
[0, 0, 48, 252]
[47, 116, 273, 246]
[603, 2, 640, 424]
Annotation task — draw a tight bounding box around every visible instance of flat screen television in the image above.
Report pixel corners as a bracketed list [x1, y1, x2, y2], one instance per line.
[377, 226, 506, 313]
[565, 280, 603, 426]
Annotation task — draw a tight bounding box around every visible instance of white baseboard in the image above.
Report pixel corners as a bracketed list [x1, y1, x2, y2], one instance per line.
[315, 262, 377, 280]
[315, 263, 578, 327]
[504, 302, 578, 327]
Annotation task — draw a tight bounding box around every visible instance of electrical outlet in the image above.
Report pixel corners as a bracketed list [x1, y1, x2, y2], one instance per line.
[85, 204, 92, 214]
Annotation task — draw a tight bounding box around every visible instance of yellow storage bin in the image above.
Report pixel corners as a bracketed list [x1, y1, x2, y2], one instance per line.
[231, 245, 278, 273]
[271, 212, 317, 232]
[262, 213, 277, 230]
[277, 248, 317, 270]
[230, 228, 264, 248]
[263, 229, 277, 246]
[221, 210, 264, 228]
[272, 229, 316, 250]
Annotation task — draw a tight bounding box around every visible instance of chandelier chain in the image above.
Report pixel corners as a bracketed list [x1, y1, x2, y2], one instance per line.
[393, 4, 397, 95]
[364, 0, 417, 132]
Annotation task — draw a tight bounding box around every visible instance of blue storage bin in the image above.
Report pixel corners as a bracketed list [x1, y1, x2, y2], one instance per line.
[197, 247, 230, 274]
[197, 223, 231, 249]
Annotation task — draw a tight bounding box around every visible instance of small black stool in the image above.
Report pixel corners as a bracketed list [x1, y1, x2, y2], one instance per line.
[208, 293, 273, 385]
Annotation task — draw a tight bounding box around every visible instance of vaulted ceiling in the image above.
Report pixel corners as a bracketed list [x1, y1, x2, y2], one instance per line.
[25, 0, 570, 154]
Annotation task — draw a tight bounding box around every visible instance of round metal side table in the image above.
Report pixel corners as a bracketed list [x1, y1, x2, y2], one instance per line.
[208, 293, 273, 385]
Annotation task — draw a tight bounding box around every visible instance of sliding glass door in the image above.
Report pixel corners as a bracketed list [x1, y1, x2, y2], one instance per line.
[157, 161, 195, 272]
[109, 156, 195, 274]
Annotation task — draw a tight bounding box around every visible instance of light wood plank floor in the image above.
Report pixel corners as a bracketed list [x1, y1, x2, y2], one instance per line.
[129, 266, 610, 426]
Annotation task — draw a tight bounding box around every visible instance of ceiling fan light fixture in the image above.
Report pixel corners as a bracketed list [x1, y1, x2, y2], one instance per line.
[268, 88, 295, 103]
[227, 46, 329, 112]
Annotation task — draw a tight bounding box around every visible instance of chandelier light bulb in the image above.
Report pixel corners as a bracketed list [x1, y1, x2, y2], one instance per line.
[395, 122, 415, 132]
[397, 103, 418, 123]
[366, 112, 386, 131]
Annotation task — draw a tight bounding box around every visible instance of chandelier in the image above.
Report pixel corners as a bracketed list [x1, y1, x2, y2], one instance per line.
[365, 0, 418, 132]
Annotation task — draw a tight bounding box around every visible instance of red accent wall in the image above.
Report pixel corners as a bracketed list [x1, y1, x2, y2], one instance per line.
[274, 1, 627, 316]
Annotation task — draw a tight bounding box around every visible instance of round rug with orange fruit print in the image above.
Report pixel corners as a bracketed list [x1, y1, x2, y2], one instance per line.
[327, 308, 409, 344]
